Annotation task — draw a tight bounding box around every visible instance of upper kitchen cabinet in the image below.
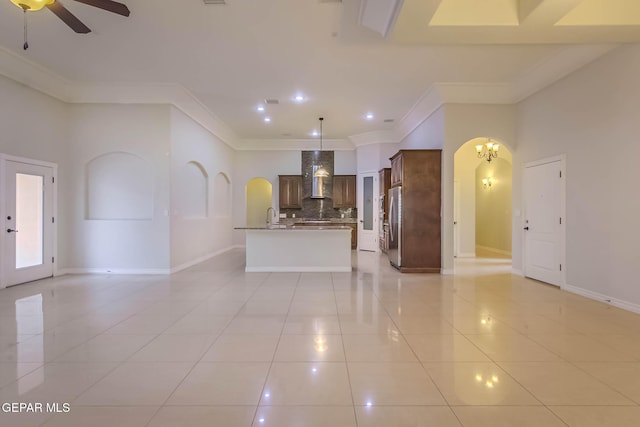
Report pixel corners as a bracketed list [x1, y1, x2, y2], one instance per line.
[279, 175, 303, 209]
[390, 154, 403, 187]
[333, 175, 356, 208]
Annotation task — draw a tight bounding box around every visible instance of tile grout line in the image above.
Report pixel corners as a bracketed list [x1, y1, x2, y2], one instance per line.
[137, 269, 272, 427]
[250, 271, 302, 426]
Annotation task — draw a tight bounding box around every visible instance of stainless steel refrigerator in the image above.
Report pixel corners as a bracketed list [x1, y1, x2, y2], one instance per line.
[388, 186, 401, 269]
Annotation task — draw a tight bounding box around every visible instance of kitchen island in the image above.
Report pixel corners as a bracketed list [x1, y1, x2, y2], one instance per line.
[235, 225, 352, 272]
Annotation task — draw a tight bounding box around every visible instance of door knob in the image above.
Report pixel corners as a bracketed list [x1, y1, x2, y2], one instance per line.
[7, 229, 18, 233]
[523, 227, 529, 231]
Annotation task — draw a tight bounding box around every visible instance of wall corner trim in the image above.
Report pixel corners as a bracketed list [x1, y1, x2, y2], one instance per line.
[170, 246, 236, 274]
[563, 283, 640, 315]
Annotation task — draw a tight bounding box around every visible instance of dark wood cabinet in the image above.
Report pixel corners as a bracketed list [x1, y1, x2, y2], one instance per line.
[390, 155, 403, 187]
[389, 150, 441, 273]
[278, 175, 303, 209]
[346, 223, 357, 249]
[378, 168, 391, 222]
[332, 175, 356, 208]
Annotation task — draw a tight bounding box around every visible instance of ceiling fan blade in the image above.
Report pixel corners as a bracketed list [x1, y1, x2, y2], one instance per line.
[47, 2, 91, 33]
[73, 0, 130, 17]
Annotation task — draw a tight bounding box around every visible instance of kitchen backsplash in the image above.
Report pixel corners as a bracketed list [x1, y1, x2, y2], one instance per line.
[279, 151, 358, 220]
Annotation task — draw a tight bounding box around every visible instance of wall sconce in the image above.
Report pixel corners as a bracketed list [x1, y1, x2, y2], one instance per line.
[482, 177, 493, 189]
[476, 138, 499, 163]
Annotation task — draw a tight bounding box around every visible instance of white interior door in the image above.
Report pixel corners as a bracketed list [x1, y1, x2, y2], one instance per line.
[358, 173, 378, 251]
[2, 160, 55, 288]
[523, 159, 564, 286]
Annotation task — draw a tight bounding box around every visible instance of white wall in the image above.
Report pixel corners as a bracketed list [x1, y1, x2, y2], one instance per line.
[400, 106, 446, 150]
[170, 107, 235, 270]
[356, 143, 399, 173]
[0, 74, 69, 272]
[65, 104, 171, 272]
[517, 44, 640, 308]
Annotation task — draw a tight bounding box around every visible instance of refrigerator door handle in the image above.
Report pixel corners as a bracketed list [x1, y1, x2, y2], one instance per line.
[388, 196, 394, 242]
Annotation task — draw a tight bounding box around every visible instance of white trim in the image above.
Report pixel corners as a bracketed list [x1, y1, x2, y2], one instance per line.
[475, 245, 512, 257]
[456, 252, 476, 258]
[441, 268, 454, 275]
[522, 154, 566, 287]
[170, 246, 236, 274]
[563, 283, 640, 315]
[58, 268, 170, 275]
[245, 266, 352, 273]
[511, 268, 524, 276]
[0, 154, 58, 289]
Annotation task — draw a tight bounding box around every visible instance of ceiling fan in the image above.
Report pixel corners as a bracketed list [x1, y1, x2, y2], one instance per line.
[9, 0, 130, 49]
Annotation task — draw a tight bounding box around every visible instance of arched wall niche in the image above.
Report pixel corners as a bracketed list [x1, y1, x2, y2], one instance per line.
[213, 172, 232, 217]
[86, 152, 153, 220]
[179, 161, 209, 219]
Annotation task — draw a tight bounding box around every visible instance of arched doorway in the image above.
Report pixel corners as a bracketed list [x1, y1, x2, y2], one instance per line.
[246, 178, 272, 227]
[453, 138, 512, 272]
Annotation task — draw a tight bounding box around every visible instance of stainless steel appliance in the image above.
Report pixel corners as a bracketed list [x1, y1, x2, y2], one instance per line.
[388, 186, 401, 269]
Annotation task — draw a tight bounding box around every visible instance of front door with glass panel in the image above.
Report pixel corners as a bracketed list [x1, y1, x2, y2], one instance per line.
[3, 160, 54, 288]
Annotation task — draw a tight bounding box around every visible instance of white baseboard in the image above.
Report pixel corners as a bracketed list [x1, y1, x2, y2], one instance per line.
[58, 267, 170, 275]
[57, 246, 242, 277]
[245, 266, 352, 273]
[456, 252, 476, 258]
[476, 245, 512, 257]
[170, 246, 236, 274]
[563, 283, 640, 315]
[441, 269, 454, 275]
[511, 268, 524, 276]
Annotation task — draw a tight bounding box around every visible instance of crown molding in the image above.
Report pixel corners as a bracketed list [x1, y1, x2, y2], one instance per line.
[0, 43, 616, 151]
[0, 47, 240, 148]
[236, 138, 355, 151]
[348, 129, 401, 147]
[435, 82, 514, 104]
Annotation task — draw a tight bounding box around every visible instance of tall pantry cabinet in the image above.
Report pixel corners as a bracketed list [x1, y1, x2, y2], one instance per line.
[389, 149, 442, 273]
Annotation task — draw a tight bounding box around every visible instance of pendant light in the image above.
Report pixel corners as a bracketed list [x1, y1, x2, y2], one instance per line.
[314, 117, 329, 178]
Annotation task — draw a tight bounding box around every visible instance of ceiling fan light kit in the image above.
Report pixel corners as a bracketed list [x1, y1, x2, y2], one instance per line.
[9, 0, 130, 50]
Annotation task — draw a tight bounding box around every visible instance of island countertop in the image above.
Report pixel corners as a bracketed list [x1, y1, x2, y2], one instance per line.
[234, 225, 352, 230]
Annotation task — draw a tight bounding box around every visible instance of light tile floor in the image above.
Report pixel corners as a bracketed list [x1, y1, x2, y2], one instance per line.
[0, 249, 640, 426]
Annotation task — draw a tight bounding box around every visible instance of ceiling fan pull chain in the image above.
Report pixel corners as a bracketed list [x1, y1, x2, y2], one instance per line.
[23, 9, 29, 50]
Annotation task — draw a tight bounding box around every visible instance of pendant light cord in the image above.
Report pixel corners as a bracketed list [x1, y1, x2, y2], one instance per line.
[23, 8, 29, 50]
[319, 117, 324, 151]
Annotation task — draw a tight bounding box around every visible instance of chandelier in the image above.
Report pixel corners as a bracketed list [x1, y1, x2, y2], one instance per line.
[475, 138, 499, 163]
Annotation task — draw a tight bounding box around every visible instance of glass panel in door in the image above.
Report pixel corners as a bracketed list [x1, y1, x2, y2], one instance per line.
[16, 173, 44, 269]
[363, 176, 373, 231]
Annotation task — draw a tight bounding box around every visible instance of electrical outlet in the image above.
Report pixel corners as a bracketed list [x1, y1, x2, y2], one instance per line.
[279, 213, 286, 218]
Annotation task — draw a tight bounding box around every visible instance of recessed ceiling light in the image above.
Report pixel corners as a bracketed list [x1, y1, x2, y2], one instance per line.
[256, 105, 265, 112]
[311, 130, 319, 137]
[264, 117, 272, 123]
[293, 94, 306, 103]
[365, 113, 375, 120]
